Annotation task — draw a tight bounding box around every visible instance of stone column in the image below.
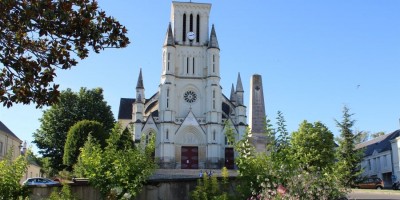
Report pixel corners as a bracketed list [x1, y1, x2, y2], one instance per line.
[249, 74, 267, 152]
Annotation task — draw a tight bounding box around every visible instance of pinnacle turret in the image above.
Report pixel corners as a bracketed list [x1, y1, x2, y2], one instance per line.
[236, 73, 244, 92]
[230, 84, 236, 103]
[208, 24, 219, 49]
[136, 68, 144, 89]
[164, 23, 175, 47]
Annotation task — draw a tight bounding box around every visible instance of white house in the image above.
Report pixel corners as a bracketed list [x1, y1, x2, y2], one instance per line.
[356, 130, 400, 186]
[118, 1, 247, 169]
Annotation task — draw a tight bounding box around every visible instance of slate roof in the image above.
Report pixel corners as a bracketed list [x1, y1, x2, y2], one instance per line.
[355, 130, 400, 157]
[118, 98, 135, 119]
[118, 92, 160, 120]
[0, 121, 22, 142]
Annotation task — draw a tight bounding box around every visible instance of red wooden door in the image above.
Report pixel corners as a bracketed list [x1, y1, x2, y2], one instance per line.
[181, 146, 199, 169]
[225, 148, 234, 169]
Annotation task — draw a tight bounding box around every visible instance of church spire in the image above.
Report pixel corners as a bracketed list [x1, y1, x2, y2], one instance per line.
[163, 22, 175, 47]
[230, 84, 236, 103]
[208, 24, 219, 49]
[236, 73, 243, 92]
[136, 68, 144, 89]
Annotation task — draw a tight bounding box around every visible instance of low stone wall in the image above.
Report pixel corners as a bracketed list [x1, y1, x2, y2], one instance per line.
[28, 169, 238, 200]
[28, 183, 101, 200]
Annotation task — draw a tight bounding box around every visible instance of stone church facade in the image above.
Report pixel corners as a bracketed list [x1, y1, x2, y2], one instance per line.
[118, 1, 247, 169]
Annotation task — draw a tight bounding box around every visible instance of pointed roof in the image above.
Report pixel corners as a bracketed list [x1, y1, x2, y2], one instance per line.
[163, 22, 175, 47]
[136, 68, 144, 89]
[230, 84, 236, 102]
[236, 73, 244, 92]
[0, 121, 22, 142]
[355, 130, 400, 156]
[208, 24, 219, 49]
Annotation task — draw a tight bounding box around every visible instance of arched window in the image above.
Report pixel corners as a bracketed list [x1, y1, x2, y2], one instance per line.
[186, 57, 189, 74]
[167, 53, 170, 71]
[166, 130, 169, 140]
[213, 130, 216, 141]
[213, 90, 215, 98]
[196, 14, 200, 42]
[212, 55, 215, 73]
[192, 57, 195, 74]
[145, 132, 152, 144]
[190, 14, 193, 32]
[167, 88, 169, 97]
[182, 14, 186, 42]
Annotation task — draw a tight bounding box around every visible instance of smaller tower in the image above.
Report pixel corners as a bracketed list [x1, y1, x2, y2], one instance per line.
[207, 24, 220, 77]
[235, 73, 244, 105]
[230, 84, 236, 104]
[162, 23, 176, 77]
[235, 73, 246, 138]
[133, 69, 145, 141]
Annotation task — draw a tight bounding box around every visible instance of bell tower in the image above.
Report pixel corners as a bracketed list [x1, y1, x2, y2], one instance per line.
[170, 2, 211, 46]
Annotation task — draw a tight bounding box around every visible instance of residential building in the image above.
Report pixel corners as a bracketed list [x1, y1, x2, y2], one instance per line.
[356, 130, 400, 186]
[0, 121, 42, 182]
[0, 121, 22, 160]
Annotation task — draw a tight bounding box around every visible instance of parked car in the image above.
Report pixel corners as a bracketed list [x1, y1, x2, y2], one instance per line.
[354, 177, 384, 189]
[23, 177, 61, 186]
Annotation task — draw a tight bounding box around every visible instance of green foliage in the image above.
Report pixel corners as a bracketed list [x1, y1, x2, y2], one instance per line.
[275, 111, 289, 149]
[371, 131, 385, 139]
[280, 167, 346, 200]
[191, 168, 231, 200]
[291, 120, 336, 170]
[223, 120, 237, 145]
[231, 111, 346, 200]
[40, 157, 58, 178]
[0, 0, 129, 108]
[48, 184, 77, 200]
[354, 130, 369, 144]
[335, 106, 364, 187]
[63, 120, 108, 168]
[74, 123, 156, 199]
[33, 87, 115, 173]
[233, 127, 268, 199]
[263, 116, 275, 152]
[0, 149, 30, 200]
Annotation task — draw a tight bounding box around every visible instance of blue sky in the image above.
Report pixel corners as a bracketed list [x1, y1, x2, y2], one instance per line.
[1, 0, 399, 154]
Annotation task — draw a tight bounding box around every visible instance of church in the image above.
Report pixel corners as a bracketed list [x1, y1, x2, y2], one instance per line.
[118, 1, 247, 169]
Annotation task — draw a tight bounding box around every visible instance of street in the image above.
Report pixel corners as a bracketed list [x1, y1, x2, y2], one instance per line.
[349, 189, 400, 199]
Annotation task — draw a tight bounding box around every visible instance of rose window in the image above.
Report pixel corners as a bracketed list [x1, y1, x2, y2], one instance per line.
[184, 90, 197, 103]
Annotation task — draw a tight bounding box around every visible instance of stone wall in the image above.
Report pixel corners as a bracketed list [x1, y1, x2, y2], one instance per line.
[27, 177, 237, 200]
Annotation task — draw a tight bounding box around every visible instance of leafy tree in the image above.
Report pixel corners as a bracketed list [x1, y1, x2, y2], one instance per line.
[0, 0, 129, 108]
[335, 106, 364, 187]
[371, 131, 385, 138]
[48, 184, 77, 200]
[40, 157, 58, 178]
[191, 167, 231, 200]
[221, 112, 347, 199]
[117, 127, 135, 150]
[63, 120, 107, 168]
[291, 120, 336, 170]
[354, 130, 370, 144]
[0, 149, 29, 199]
[263, 115, 275, 152]
[275, 111, 289, 148]
[33, 87, 115, 172]
[74, 123, 156, 199]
